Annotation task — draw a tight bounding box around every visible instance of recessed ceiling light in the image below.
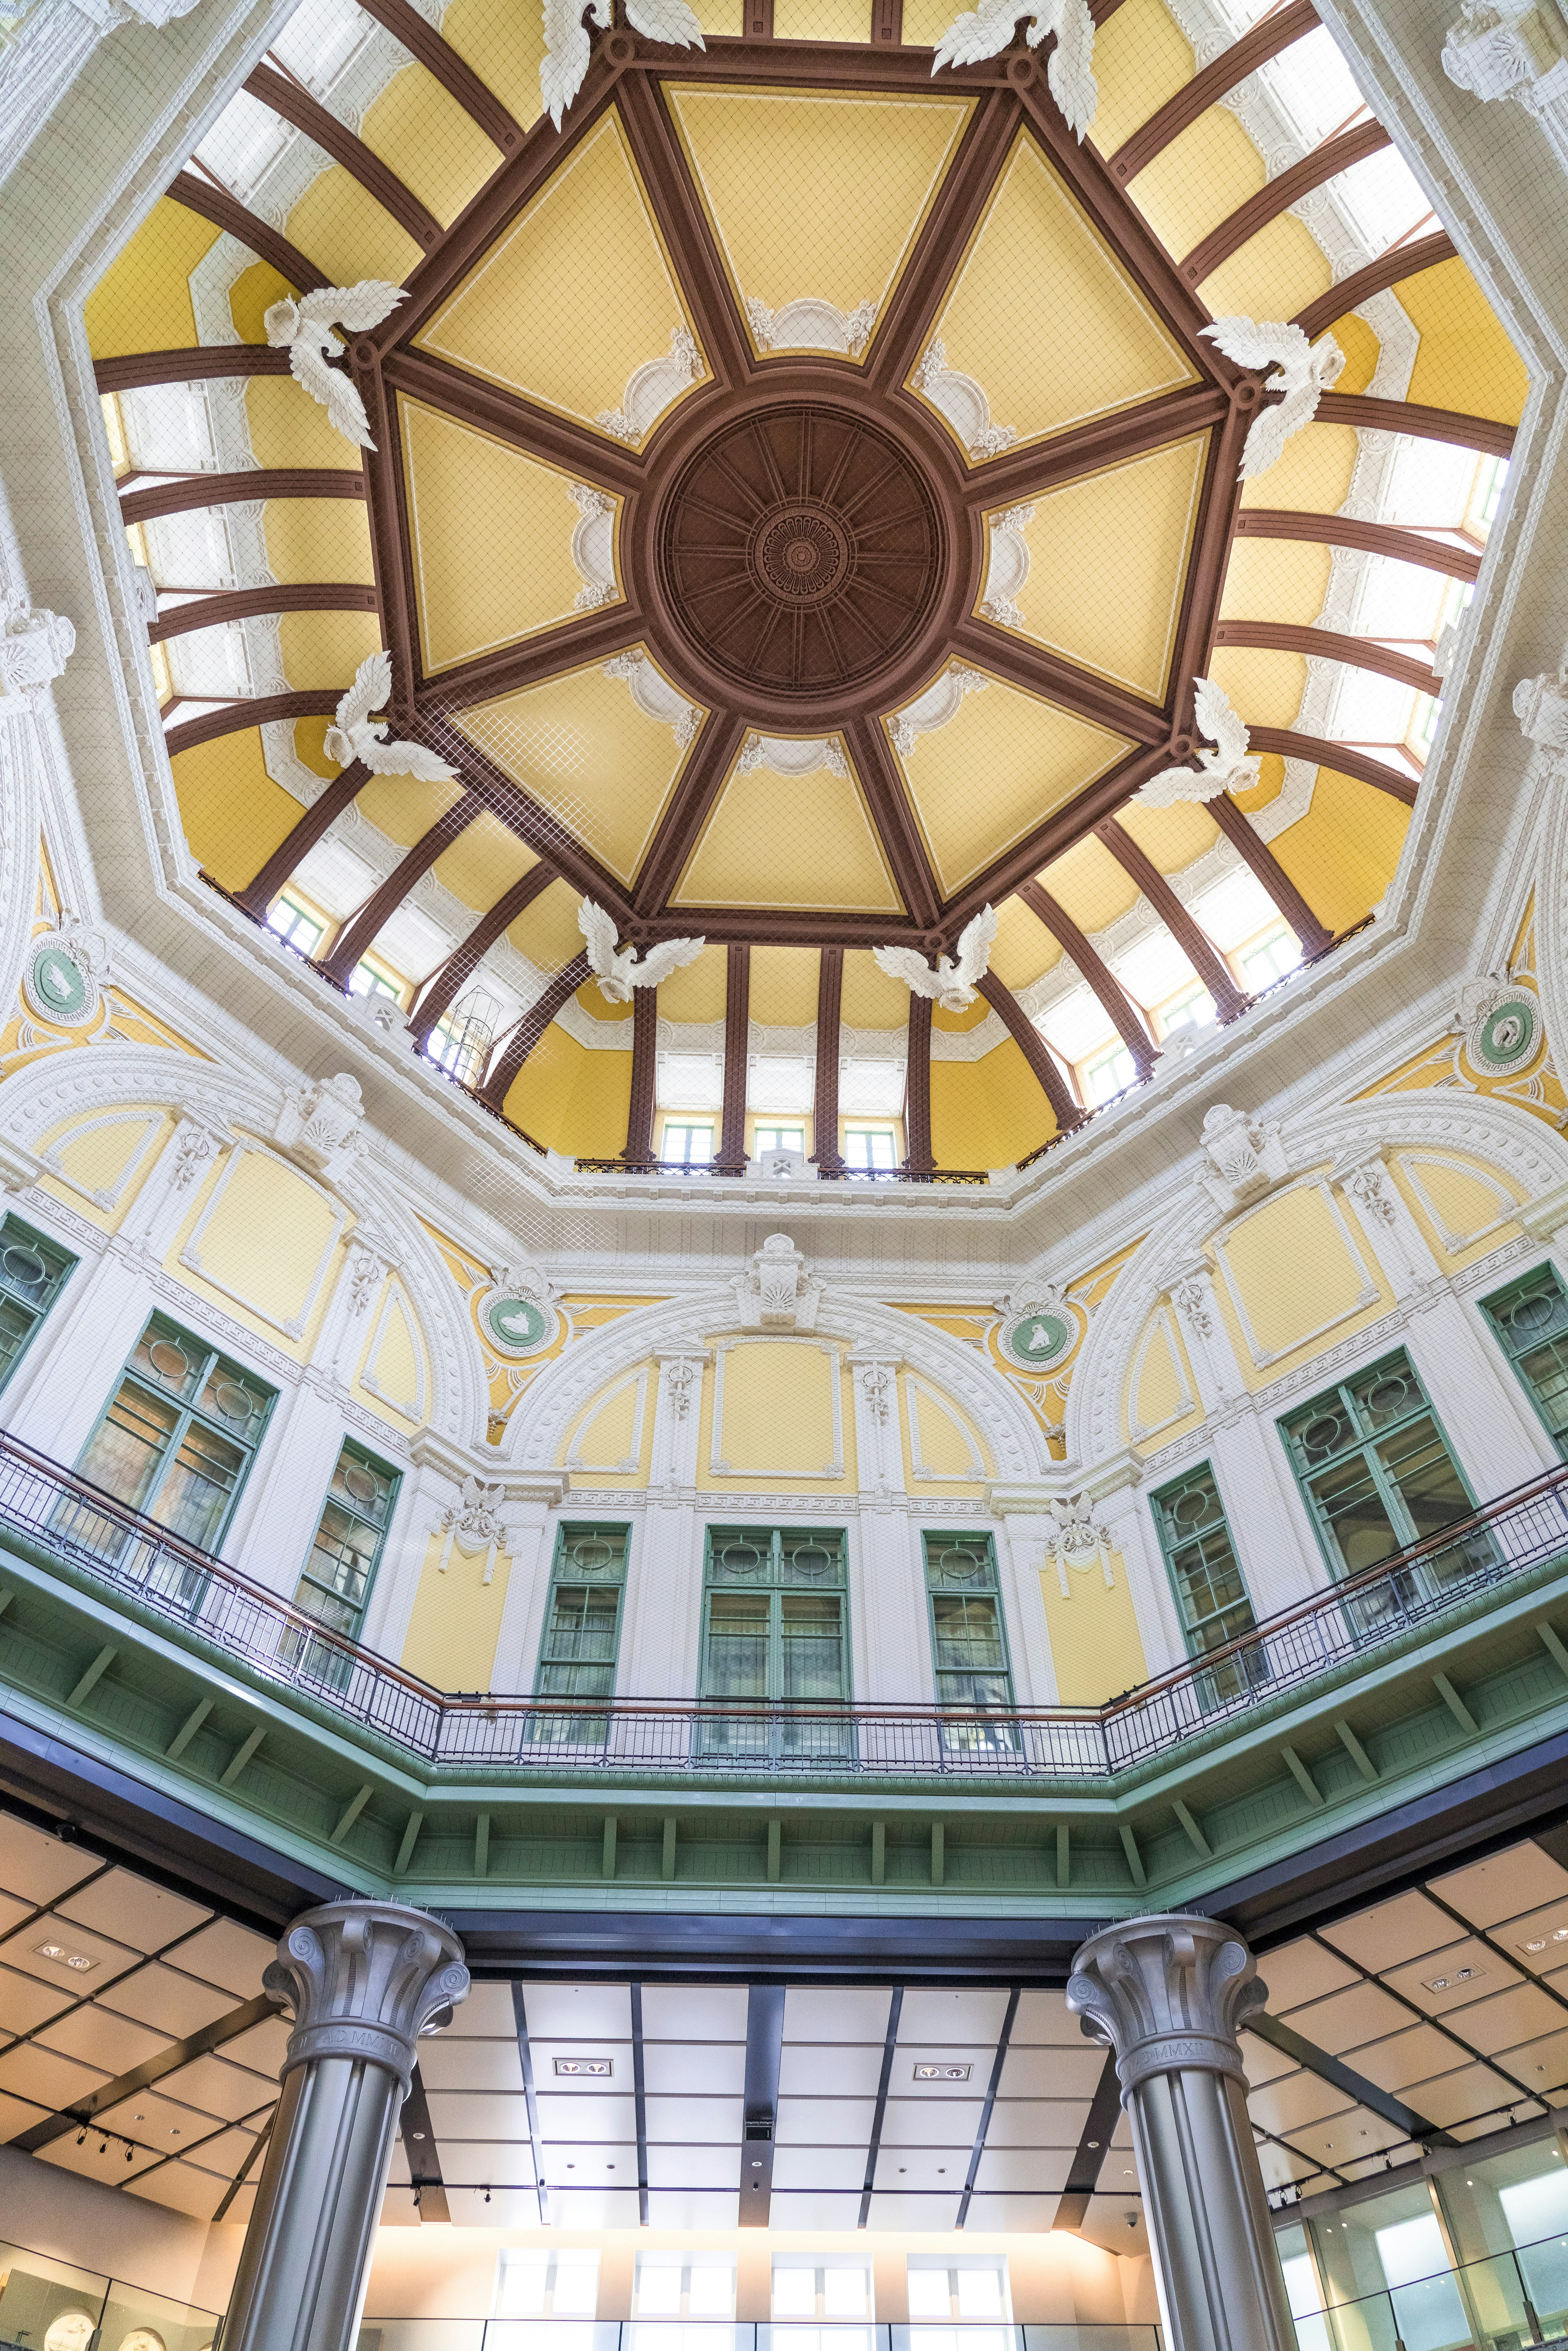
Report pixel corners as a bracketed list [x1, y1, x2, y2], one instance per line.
[1421, 1966, 1484, 1992]
[555, 2057, 612, 2077]
[913, 2063, 971, 2081]
[33, 1940, 95, 1972]
[1520, 1928, 1568, 1953]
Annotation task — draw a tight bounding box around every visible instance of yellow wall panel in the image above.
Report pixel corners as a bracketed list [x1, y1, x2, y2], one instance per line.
[506, 1024, 632, 1156]
[1218, 1182, 1375, 1362]
[1132, 1319, 1186, 1435]
[510, 876, 590, 974]
[1218, 536, 1335, 628]
[570, 1376, 640, 1469]
[930, 1039, 1054, 1170]
[659, 943, 729, 1023]
[1129, 108, 1265, 269]
[366, 1289, 424, 1416]
[708, 1342, 846, 1479]
[355, 774, 465, 850]
[1038, 835, 1141, 935]
[1198, 214, 1332, 325]
[285, 164, 422, 293]
[171, 730, 303, 893]
[401, 1531, 512, 1691]
[359, 60, 497, 228]
[1039, 1558, 1148, 1703]
[229, 261, 292, 347]
[276, 609, 384, 693]
[262, 498, 376, 587]
[913, 1386, 982, 1476]
[1402, 258, 1530, 427]
[1205, 644, 1307, 730]
[1238, 420, 1359, 518]
[986, 896, 1060, 992]
[840, 947, 911, 1028]
[245, 377, 353, 470]
[42, 1111, 170, 1232]
[431, 814, 538, 915]
[748, 944, 822, 1028]
[84, 201, 223, 357]
[1268, 769, 1411, 935]
[1114, 798, 1220, 875]
[186, 1152, 341, 1335]
[440, 0, 547, 130]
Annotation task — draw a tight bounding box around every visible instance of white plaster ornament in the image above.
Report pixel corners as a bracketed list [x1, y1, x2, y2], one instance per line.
[264, 283, 405, 450]
[873, 905, 998, 1013]
[578, 899, 704, 1003]
[1514, 668, 1568, 752]
[931, 0, 1097, 138]
[1136, 677, 1260, 808]
[21, 912, 108, 1028]
[0, 597, 76, 713]
[1443, 0, 1568, 104]
[326, 653, 458, 783]
[1197, 1102, 1290, 1211]
[542, 0, 705, 128]
[274, 1072, 367, 1182]
[733, 1234, 823, 1332]
[1041, 1492, 1115, 1596]
[1200, 319, 1346, 478]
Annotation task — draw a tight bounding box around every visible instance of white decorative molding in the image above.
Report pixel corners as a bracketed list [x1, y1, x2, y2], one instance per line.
[709, 1335, 845, 1480]
[432, 1474, 512, 1585]
[1198, 1103, 1292, 1214]
[1210, 1175, 1381, 1372]
[746, 295, 876, 358]
[888, 663, 988, 760]
[1443, 0, 1568, 128]
[178, 1139, 350, 1342]
[273, 1071, 367, 1183]
[568, 483, 618, 611]
[601, 648, 699, 749]
[981, 504, 1033, 629]
[660, 1353, 704, 1421]
[737, 733, 846, 778]
[596, 326, 704, 444]
[1396, 1149, 1523, 1254]
[1126, 1305, 1196, 1444]
[564, 1365, 649, 1473]
[903, 1370, 986, 1482]
[912, 339, 1016, 459]
[731, 1232, 822, 1331]
[40, 1108, 165, 1213]
[359, 1277, 428, 1422]
[1039, 1491, 1116, 1598]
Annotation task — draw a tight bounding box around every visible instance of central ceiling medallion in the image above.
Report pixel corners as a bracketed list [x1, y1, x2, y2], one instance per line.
[657, 403, 942, 698]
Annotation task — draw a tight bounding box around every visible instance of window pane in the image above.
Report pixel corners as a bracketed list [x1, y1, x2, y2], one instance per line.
[781, 1591, 844, 1700]
[1378, 1415, 1470, 1542]
[906, 2275, 950, 2321]
[131, 1320, 205, 1404]
[1307, 1452, 1403, 1572]
[303, 1500, 377, 1608]
[80, 1379, 180, 1511]
[705, 1589, 770, 1698]
[156, 1418, 245, 1547]
[1482, 1268, 1568, 1453]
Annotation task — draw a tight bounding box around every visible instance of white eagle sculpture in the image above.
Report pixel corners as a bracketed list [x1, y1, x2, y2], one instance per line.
[1201, 318, 1346, 479]
[578, 899, 704, 1003]
[541, 0, 706, 128]
[873, 905, 999, 1015]
[324, 653, 459, 783]
[263, 281, 405, 450]
[1136, 678, 1260, 808]
[930, 0, 1097, 139]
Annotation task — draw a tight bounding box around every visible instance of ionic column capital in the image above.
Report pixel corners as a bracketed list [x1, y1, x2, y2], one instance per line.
[1066, 1912, 1264, 2095]
[263, 1899, 469, 2095]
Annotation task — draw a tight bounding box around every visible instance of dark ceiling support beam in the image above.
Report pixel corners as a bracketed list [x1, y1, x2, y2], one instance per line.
[812, 947, 846, 1174]
[634, 909, 929, 947]
[1293, 231, 1458, 341]
[1212, 618, 1442, 695]
[1020, 879, 1158, 1078]
[1054, 2048, 1122, 2231]
[147, 583, 379, 642]
[412, 713, 636, 919]
[243, 63, 444, 253]
[165, 172, 328, 294]
[96, 345, 294, 394]
[717, 943, 751, 1175]
[960, 384, 1229, 511]
[1094, 817, 1249, 1019]
[233, 760, 371, 919]
[858, 1987, 902, 2227]
[957, 1986, 1019, 2229]
[1234, 508, 1481, 580]
[741, 1983, 786, 2227]
[1245, 728, 1419, 805]
[401, 2060, 451, 2223]
[942, 739, 1182, 929]
[951, 622, 1168, 745]
[1168, 393, 1251, 718]
[352, 0, 524, 154]
[1313, 390, 1516, 457]
[614, 72, 752, 387]
[414, 601, 648, 717]
[1179, 119, 1392, 287]
[624, 987, 659, 1164]
[410, 863, 557, 1049]
[120, 469, 365, 524]
[630, 1982, 650, 2229]
[871, 0, 898, 40]
[844, 717, 942, 930]
[318, 789, 482, 983]
[164, 689, 343, 757]
[481, 951, 590, 1108]
[8, 1988, 283, 2153]
[1207, 792, 1332, 957]
[904, 996, 935, 1173]
[352, 349, 420, 713]
[383, 348, 646, 500]
[1105, 0, 1321, 185]
[977, 969, 1084, 1131]
[632, 711, 749, 919]
[866, 91, 1022, 394]
[1248, 2014, 1457, 2146]
[510, 1984, 550, 2228]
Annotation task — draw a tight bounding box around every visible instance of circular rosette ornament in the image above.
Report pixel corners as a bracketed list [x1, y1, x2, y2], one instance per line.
[481, 1288, 558, 1358]
[996, 1293, 1079, 1373]
[1466, 990, 1539, 1073]
[24, 934, 101, 1028]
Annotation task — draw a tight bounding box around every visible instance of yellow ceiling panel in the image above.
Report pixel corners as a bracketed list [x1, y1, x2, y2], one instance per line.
[1037, 834, 1140, 936]
[82, 199, 220, 357]
[997, 433, 1206, 697]
[415, 111, 701, 441]
[399, 398, 611, 675]
[987, 894, 1060, 992]
[454, 656, 692, 886]
[1219, 536, 1333, 628]
[359, 60, 497, 230]
[893, 673, 1129, 896]
[285, 164, 422, 294]
[230, 262, 291, 348]
[659, 942, 729, 1022]
[1087, 0, 1194, 159]
[1198, 214, 1331, 325]
[245, 378, 356, 470]
[750, 945, 821, 1027]
[1238, 420, 1359, 517]
[439, 0, 547, 131]
[1403, 257, 1530, 427]
[260, 499, 375, 588]
[1115, 798, 1220, 875]
[1207, 644, 1309, 732]
[170, 729, 302, 897]
[840, 948, 908, 1030]
[510, 875, 592, 973]
[772, 0, 871, 35]
[922, 132, 1196, 455]
[356, 774, 466, 849]
[430, 814, 539, 915]
[276, 609, 383, 691]
[666, 85, 972, 361]
[1127, 108, 1264, 271]
[1270, 770, 1411, 935]
[673, 742, 903, 912]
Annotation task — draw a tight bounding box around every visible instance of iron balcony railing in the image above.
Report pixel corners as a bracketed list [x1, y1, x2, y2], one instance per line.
[2, 1430, 1567, 1778]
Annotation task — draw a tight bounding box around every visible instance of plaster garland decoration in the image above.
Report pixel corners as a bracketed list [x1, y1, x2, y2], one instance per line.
[542, 0, 703, 125]
[889, 664, 989, 760]
[0, 597, 76, 715]
[1200, 320, 1346, 478]
[264, 283, 405, 451]
[931, 0, 1097, 138]
[981, 505, 1034, 629]
[995, 1278, 1079, 1372]
[1513, 666, 1568, 754]
[1454, 974, 1542, 1072]
[345, 1230, 398, 1318]
[1170, 1270, 1214, 1341]
[662, 1355, 702, 1419]
[481, 1259, 559, 1357]
[325, 651, 458, 782]
[733, 1234, 824, 1333]
[433, 1474, 510, 1582]
[568, 484, 618, 611]
[578, 899, 704, 1002]
[1197, 1102, 1291, 1212]
[597, 326, 704, 444]
[911, 341, 1017, 460]
[1341, 1158, 1397, 1228]
[1136, 677, 1261, 808]
[746, 296, 878, 357]
[873, 905, 998, 1014]
[274, 1072, 367, 1183]
[857, 1360, 895, 1424]
[737, 733, 847, 778]
[1442, 0, 1568, 108]
[1041, 1490, 1116, 1596]
[21, 912, 110, 1029]
[601, 648, 700, 747]
[170, 1121, 223, 1192]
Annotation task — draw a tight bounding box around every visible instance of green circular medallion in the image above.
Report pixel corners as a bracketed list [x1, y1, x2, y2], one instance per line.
[1475, 997, 1537, 1070]
[483, 1293, 553, 1355]
[998, 1308, 1074, 1372]
[28, 943, 91, 1025]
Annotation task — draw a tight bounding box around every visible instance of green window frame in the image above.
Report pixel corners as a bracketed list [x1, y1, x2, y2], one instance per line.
[699, 1526, 850, 1757]
[1149, 1462, 1261, 1700]
[73, 1310, 275, 1558]
[294, 1438, 400, 1642]
[1279, 1348, 1488, 1593]
[922, 1531, 1017, 1748]
[1479, 1261, 1568, 1457]
[0, 1214, 76, 1397]
[534, 1522, 630, 1706]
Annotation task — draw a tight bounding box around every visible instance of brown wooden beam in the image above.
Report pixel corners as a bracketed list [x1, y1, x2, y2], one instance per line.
[318, 790, 483, 983]
[717, 941, 751, 1174]
[411, 708, 637, 920]
[482, 950, 591, 1106]
[1019, 879, 1158, 1077]
[1168, 393, 1251, 722]
[866, 91, 1021, 395]
[234, 761, 371, 918]
[414, 603, 647, 715]
[1105, 0, 1320, 185]
[614, 72, 752, 389]
[951, 622, 1168, 744]
[904, 995, 934, 1172]
[1246, 727, 1419, 805]
[625, 987, 659, 1162]
[1313, 390, 1516, 457]
[166, 173, 328, 295]
[147, 583, 379, 643]
[1212, 618, 1441, 694]
[96, 346, 294, 394]
[871, 0, 900, 40]
[1292, 231, 1458, 342]
[811, 946, 846, 1171]
[244, 63, 443, 253]
[352, 0, 525, 155]
[976, 969, 1084, 1131]
[383, 348, 646, 499]
[164, 689, 342, 758]
[120, 468, 365, 524]
[410, 862, 557, 1049]
[1234, 508, 1481, 580]
[1094, 816, 1248, 1019]
[1207, 791, 1332, 956]
[1180, 119, 1391, 287]
[351, 347, 420, 709]
[632, 711, 750, 918]
[844, 716, 942, 931]
[940, 738, 1180, 929]
[959, 386, 1229, 510]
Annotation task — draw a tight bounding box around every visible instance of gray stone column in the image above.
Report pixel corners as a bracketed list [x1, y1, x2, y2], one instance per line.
[220, 1902, 469, 2351]
[1066, 1914, 1294, 2351]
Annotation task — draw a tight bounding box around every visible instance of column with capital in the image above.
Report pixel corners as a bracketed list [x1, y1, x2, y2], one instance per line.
[221, 1900, 468, 2351]
[1067, 1914, 1294, 2351]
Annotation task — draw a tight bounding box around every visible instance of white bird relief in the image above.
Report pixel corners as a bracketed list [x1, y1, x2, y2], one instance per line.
[579, 899, 704, 1003]
[930, 0, 1096, 139]
[263, 282, 405, 450]
[1201, 318, 1346, 479]
[541, 0, 705, 129]
[873, 905, 999, 1015]
[1135, 677, 1261, 809]
[325, 653, 458, 782]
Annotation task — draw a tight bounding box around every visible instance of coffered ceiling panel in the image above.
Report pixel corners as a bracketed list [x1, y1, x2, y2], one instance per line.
[673, 740, 904, 911]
